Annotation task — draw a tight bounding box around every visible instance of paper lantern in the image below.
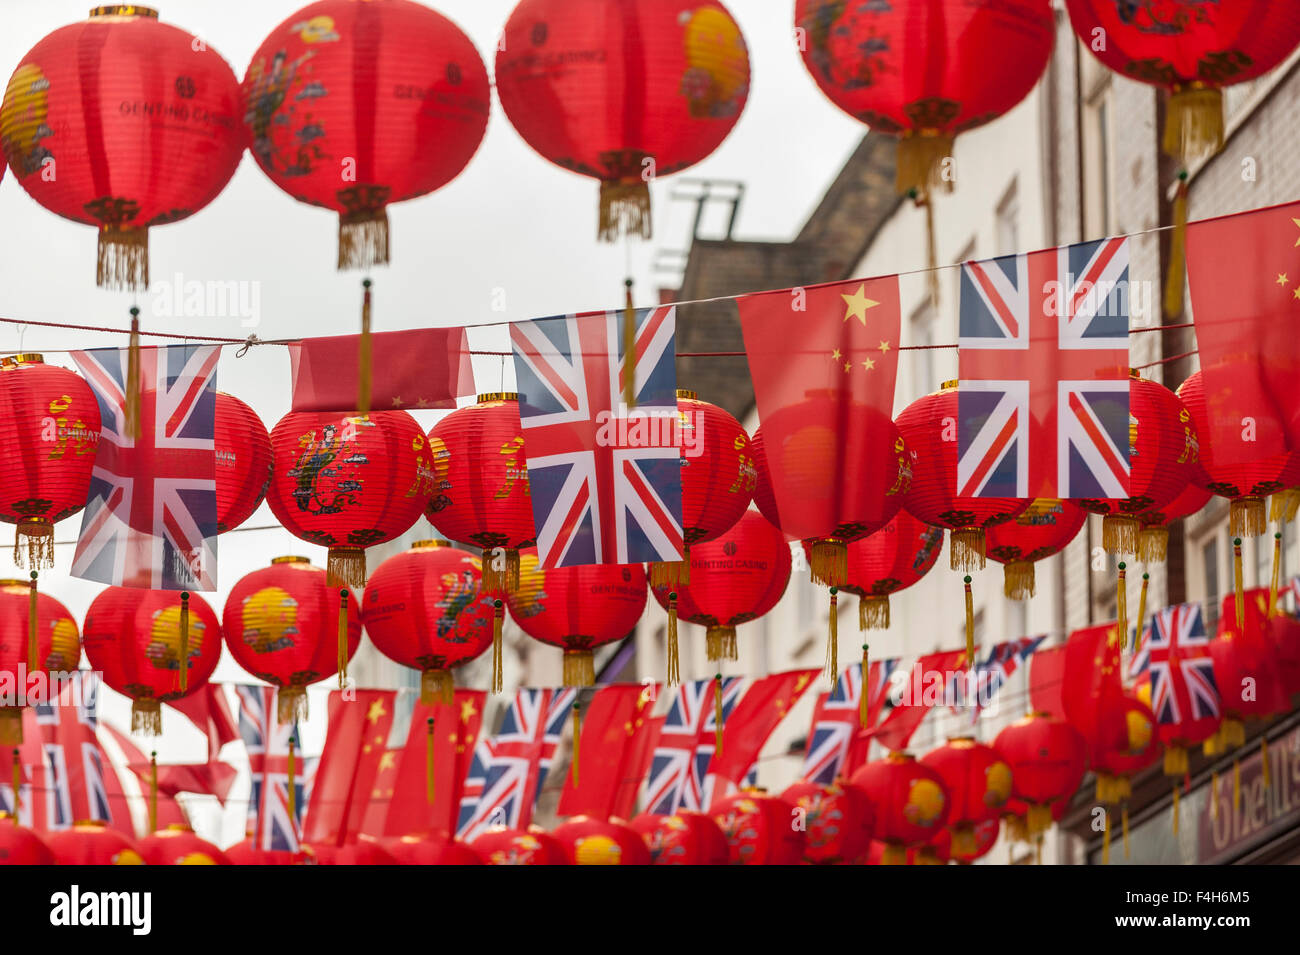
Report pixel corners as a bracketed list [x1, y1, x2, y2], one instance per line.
[850, 752, 949, 864]
[426, 394, 537, 594]
[137, 825, 231, 865]
[779, 779, 875, 865]
[215, 392, 272, 533]
[1267, 612, 1300, 703]
[363, 540, 494, 704]
[650, 510, 790, 662]
[469, 826, 569, 865]
[0, 816, 54, 864]
[0, 579, 80, 745]
[919, 737, 1012, 859]
[495, 0, 749, 240]
[225, 838, 317, 865]
[1088, 693, 1159, 805]
[1177, 370, 1300, 537]
[896, 383, 1029, 570]
[306, 839, 398, 865]
[1137, 483, 1212, 564]
[0, 6, 244, 289]
[711, 791, 805, 865]
[993, 712, 1087, 837]
[507, 551, 647, 687]
[266, 409, 433, 587]
[222, 556, 362, 723]
[985, 499, 1087, 599]
[839, 511, 943, 630]
[1074, 372, 1197, 554]
[44, 820, 144, 865]
[1209, 588, 1290, 751]
[0, 354, 100, 567]
[82, 588, 222, 735]
[1001, 795, 1069, 851]
[629, 811, 728, 865]
[243, 0, 489, 269]
[384, 832, 484, 865]
[551, 816, 651, 866]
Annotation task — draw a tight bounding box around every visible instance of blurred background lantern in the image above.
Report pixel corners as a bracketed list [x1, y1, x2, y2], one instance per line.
[1137, 483, 1212, 564]
[929, 816, 1000, 865]
[1001, 795, 1069, 860]
[1075, 372, 1196, 555]
[306, 839, 398, 866]
[0, 815, 54, 864]
[0, 579, 80, 744]
[426, 394, 537, 594]
[849, 752, 948, 865]
[839, 511, 943, 630]
[495, 0, 749, 241]
[44, 820, 144, 865]
[919, 737, 1012, 860]
[363, 541, 494, 704]
[0, 6, 244, 289]
[469, 826, 568, 865]
[779, 778, 875, 865]
[993, 712, 1087, 838]
[243, 0, 490, 270]
[711, 790, 805, 865]
[224, 838, 317, 865]
[508, 552, 647, 687]
[383, 832, 484, 865]
[137, 825, 231, 865]
[215, 392, 272, 534]
[650, 510, 789, 665]
[985, 499, 1087, 599]
[223, 557, 362, 723]
[1088, 693, 1160, 806]
[551, 816, 651, 865]
[266, 410, 433, 588]
[1268, 611, 1300, 705]
[629, 811, 728, 865]
[83, 588, 222, 735]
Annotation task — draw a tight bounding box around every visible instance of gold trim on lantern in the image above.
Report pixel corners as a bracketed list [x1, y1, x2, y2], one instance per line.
[675, 389, 698, 400]
[705, 626, 738, 662]
[271, 556, 311, 565]
[941, 380, 958, 392]
[90, 5, 159, 18]
[411, 540, 453, 550]
[1, 354, 44, 368]
[477, 393, 518, 403]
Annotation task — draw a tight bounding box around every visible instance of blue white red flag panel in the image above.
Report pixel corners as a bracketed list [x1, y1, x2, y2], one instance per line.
[801, 663, 863, 785]
[642, 676, 741, 815]
[236, 685, 312, 852]
[949, 635, 1047, 721]
[1129, 602, 1221, 726]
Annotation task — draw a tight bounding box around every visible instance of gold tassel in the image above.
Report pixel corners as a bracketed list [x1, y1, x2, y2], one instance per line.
[571, 702, 581, 788]
[562, 649, 595, 687]
[1233, 538, 1244, 627]
[1, 714, 23, 747]
[1116, 563, 1128, 648]
[1164, 85, 1224, 164]
[426, 718, 436, 805]
[1269, 489, 1300, 523]
[1233, 759, 1241, 813]
[860, 594, 889, 630]
[1026, 803, 1051, 837]
[964, 576, 975, 666]
[357, 279, 372, 415]
[1134, 573, 1149, 652]
[950, 528, 986, 572]
[178, 592, 190, 694]
[13, 520, 54, 570]
[10, 747, 20, 818]
[287, 734, 297, 827]
[96, 225, 149, 291]
[666, 592, 679, 686]
[1003, 560, 1035, 600]
[482, 548, 520, 595]
[1172, 783, 1181, 836]
[1164, 745, 1189, 777]
[327, 546, 366, 590]
[491, 600, 504, 694]
[825, 588, 839, 681]
[1122, 806, 1130, 859]
[1164, 172, 1189, 318]
[1103, 516, 1140, 555]
[1138, 526, 1169, 563]
[650, 552, 690, 588]
[598, 179, 651, 242]
[131, 698, 162, 736]
[124, 308, 142, 440]
[337, 207, 389, 270]
[1287, 491, 1300, 523]
[896, 131, 955, 197]
[714, 675, 724, 758]
[148, 751, 157, 833]
[1262, 737, 1271, 789]
[1035, 836, 1043, 866]
[1270, 532, 1282, 617]
[882, 843, 907, 866]
[809, 539, 848, 587]
[421, 669, 454, 706]
[859, 644, 870, 730]
[337, 589, 349, 689]
[705, 626, 737, 662]
[623, 278, 637, 409]
[951, 825, 977, 860]
[27, 572, 38, 673]
[1230, 498, 1266, 538]
[1102, 810, 1110, 865]
[277, 685, 308, 725]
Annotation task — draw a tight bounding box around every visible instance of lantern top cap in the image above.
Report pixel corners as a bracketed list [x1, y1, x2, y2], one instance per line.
[886, 751, 915, 763]
[1, 354, 44, 367]
[477, 392, 518, 403]
[271, 556, 311, 566]
[162, 823, 194, 833]
[941, 379, 958, 392]
[0, 579, 32, 587]
[73, 819, 109, 828]
[675, 389, 698, 400]
[90, 5, 159, 18]
[411, 540, 453, 550]
[1130, 368, 1142, 379]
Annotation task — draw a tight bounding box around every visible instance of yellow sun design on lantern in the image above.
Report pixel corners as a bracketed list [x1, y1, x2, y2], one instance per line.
[984, 760, 1013, 808]
[146, 606, 204, 671]
[574, 834, 623, 865]
[904, 778, 945, 827]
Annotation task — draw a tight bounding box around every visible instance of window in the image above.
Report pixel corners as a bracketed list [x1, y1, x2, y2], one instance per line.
[996, 181, 1019, 256]
[1204, 537, 1221, 631]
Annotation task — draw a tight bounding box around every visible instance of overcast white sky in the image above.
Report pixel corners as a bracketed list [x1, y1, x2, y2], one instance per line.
[0, 0, 863, 835]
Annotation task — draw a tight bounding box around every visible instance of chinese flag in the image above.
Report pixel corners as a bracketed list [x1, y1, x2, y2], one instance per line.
[611, 714, 662, 821]
[1061, 623, 1123, 741]
[1029, 644, 1068, 719]
[302, 690, 396, 846]
[870, 650, 967, 752]
[556, 684, 657, 819]
[1186, 200, 1300, 463]
[706, 669, 818, 796]
[168, 684, 239, 762]
[737, 277, 902, 541]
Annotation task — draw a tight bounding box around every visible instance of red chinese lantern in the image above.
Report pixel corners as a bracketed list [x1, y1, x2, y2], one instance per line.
[1209, 588, 1289, 756]
[137, 825, 231, 865]
[650, 510, 790, 664]
[266, 410, 433, 588]
[650, 390, 755, 587]
[919, 737, 1013, 859]
[45, 820, 145, 865]
[243, 0, 489, 269]
[507, 552, 647, 687]
[629, 811, 728, 865]
[495, 0, 750, 241]
[1001, 795, 1069, 855]
[0, 816, 54, 864]
[222, 557, 362, 723]
[225, 838, 317, 865]
[82, 588, 222, 735]
[711, 791, 805, 865]
[1074, 372, 1197, 554]
[0, 579, 81, 745]
[0, 6, 244, 289]
[1267, 612, 1300, 703]
[930, 816, 1000, 864]
[993, 712, 1087, 837]
[779, 779, 875, 865]
[985, 499, 1088, 599]
[384, 832, 484, 865]
[1177, 370, 1300, 538]
[215, 392, 272, 534]
[840, 511, 944, 630]
[1088, 691, 1159, 852]
[306, 839, 398, 865]
[0, 354, 100, 567]
[363, 541, 494, 704]
[849, 752, 949, 865]
[1137, 483, 1212, 564]
[551, 816, 651, 866]
[426, 394, 537, 595]
[469, 826, 568, 865]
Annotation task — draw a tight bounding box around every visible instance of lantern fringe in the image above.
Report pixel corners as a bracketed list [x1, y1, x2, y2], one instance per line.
[96, 226, 149, 292]
[1270, 489, 1300, 523]
[1164, 175, 1188, 318]
[881, 843, 907, 866]
[1287, 490, 1300, 523]
[963, 575, 975, 666]
[1229, 498, 1266, 538]
[13, 521, 54, 570]
[1219, 718, 1245, 748]
[860, 595, 889, 630]
[598, 180, 651, 242]
[1003, 560, 1035, 600]
[896, 131, 954, 197]
[649, 554, 690, 588]
[277, 685, 308, 725]
[482, 548, 519, 595]
[825, 589, 839, 681]
[0, 708, 22, 746]
[563, 649, 595, 688]
[1233, 538, 1244, 627]
[131, 698, 162, 736]
[666, 593, 679, 686]
[949, 528, 985, 572]
[705, 626, 738, 662]
[491, 600, 504, 694]
[421, 669, 454, 706]
[338, 208, 390, 271]
[951, 825, 977, 860]
[1026, 803, 1051, 838]
[1138, 526, 1169, 563]
[327, 546, 366, 589]
[1102, 515, 1140, 555]
[1163, 744, 1189, 777]
[808, 539, 847, 587]
[913, 847, 941, 865]
[1004, 813, 1028, 845]
[1163, 85, 1224, 165]
[1134, 573, 1149, 652]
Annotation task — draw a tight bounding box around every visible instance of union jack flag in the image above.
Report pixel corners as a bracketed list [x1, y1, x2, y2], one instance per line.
[697, 676, 743, 809]
[457, 687, 576, 840]
[70, 345, 220, 590]
[952, 635, 1047, 720]
[802, 664, 864, 785]
[1130, 602, 1220, 726]
[642, 676, 741, 814]
[455, 735, 496, 835]
[236, 685, 313, 851]
[510, 308, 683, 567]
[958, 238, 1131, 499]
